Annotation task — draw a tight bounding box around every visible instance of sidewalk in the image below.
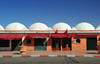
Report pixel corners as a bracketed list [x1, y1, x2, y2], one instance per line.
[0, 50, 100, 57]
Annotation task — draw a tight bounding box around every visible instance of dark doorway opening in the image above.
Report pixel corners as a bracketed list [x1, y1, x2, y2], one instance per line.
[62, 38, 71, 51]
[11, 39, 22, 51]
[87, 38, 97, 50]
[0, 40, 9, 47]
[34, 38, 47, 51]
[52, 38, 61, 51]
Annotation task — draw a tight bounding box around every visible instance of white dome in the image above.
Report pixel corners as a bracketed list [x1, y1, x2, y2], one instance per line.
[0, 25, 4, 30]
[96, 25, 100, 30]
[75, 22, 95, 30]
[5, 22, 27, 30]
[29, 22, 48, 30]
[52, 22, 71, 30]
[71, 27, 77, 30]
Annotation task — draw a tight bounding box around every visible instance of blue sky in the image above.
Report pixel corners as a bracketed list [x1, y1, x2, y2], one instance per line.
[0, 0, 100, 29]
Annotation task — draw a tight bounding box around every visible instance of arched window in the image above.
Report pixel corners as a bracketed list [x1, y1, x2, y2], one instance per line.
[76, 38, 80, 43]
[27, 39, 31, 44]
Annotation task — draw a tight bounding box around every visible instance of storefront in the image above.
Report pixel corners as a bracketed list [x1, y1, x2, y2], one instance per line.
[0, 22, 100, 51]
[0, 30, 100, 51]
[0, 34, 24, 51]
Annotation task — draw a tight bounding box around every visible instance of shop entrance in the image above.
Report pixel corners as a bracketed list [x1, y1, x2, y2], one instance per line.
[34, 38, 47, 51]
[11, 40, 22, 51]
[52, 38, 61, 51]
[62, 38, 71, 51]
[0, 40, 9, 47]
[87, 38, 97, 50]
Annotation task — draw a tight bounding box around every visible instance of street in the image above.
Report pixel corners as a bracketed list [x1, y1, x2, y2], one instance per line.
[0, 57, 100, 64]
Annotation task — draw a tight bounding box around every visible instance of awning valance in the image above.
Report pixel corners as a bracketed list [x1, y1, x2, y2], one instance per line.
[52, 33, 75, 38]
[27, 34, 50, 38]
[27, 33, 75, 38]
[0, 34, 24, 40]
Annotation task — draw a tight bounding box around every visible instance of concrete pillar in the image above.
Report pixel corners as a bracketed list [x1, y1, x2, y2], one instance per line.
[47, 37, 52, 51]
[97, 35, 100, 46]
[71, 37, 74, 51]
[61, 38, 62, 51]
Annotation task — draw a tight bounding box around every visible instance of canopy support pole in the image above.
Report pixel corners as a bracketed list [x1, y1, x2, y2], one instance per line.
[61, 38, 62, 51]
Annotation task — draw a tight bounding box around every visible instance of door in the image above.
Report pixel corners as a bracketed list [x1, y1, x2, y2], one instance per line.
[62, 39, 67, 48]
[62, 38, 71, 50]
[11, 40, 22, 51]
[34, 38, 47, 51]
[87, 38, 97, 50]
[52, 38, 61, 50]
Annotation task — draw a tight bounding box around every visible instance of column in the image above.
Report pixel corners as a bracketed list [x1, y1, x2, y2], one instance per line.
[61, 38, 62, 51]
[97, 35, 100, 46]
[47, 37, 52, 51]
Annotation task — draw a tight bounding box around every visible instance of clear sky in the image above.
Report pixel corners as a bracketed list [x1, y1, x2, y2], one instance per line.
[0, 0, 100, 29]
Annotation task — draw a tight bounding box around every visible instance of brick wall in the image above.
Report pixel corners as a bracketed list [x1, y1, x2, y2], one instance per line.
[24, 38, 34, 51]
[71, 35, 97, 51]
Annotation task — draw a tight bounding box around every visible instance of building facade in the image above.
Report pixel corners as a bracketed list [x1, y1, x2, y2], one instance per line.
[0, 22, 100, 51]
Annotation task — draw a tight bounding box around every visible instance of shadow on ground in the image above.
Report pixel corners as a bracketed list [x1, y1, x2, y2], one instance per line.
[87, 52, 98, 54]
[13, 53, 20, 55]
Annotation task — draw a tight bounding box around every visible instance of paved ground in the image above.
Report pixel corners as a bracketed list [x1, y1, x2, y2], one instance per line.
[0, 50, 100, 57]
[0, 57, 100, 64]
[0, 50, 99, 55]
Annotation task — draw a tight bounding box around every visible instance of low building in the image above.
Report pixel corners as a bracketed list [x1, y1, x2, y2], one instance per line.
[0, 22, 100, 51]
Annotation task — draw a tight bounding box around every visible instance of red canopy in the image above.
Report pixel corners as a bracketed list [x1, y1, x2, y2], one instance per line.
[27, 34, 50, 38]
[52, 33, 75, 38]
[0, 34, 24, 40]
[52, 34, 67, 38]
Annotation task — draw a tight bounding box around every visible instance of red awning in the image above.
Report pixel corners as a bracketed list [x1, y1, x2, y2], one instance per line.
[52, 34, 67, 38]
[52, 33, 75, 38]
[0, 34, 24, 40]
[27, 34, 50, 38]
[67, 34, 76, 37]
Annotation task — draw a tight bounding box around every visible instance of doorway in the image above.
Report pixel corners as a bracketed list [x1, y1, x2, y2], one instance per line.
[34, 38, 47, 51]
[87, 38, 97, 50]
[11, 39, 22, 51]
[62, 38, 71, 51]
[52, 38, 61, 51]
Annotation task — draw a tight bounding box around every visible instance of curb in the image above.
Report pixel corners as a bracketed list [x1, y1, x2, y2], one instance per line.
[0, 55, 100, 57]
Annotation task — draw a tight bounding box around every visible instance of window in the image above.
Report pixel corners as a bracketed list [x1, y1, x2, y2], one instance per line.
[0, 40, 9, 47]
[76, 39, 80, 43]
[27, 39, 31, 44]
